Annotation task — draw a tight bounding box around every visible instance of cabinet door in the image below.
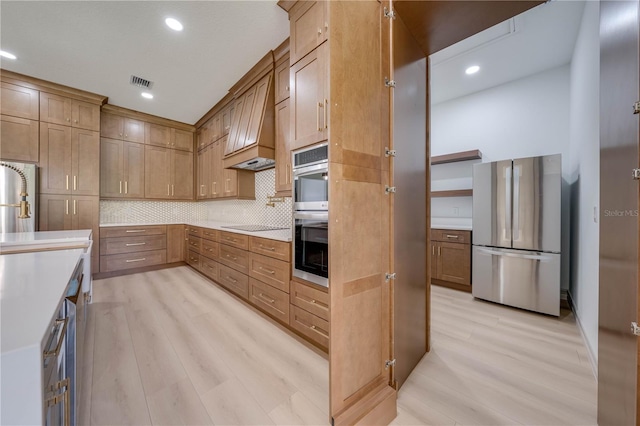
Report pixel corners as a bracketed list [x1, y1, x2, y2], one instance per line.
[226, 97, 244, 155]
[71, 195, 100, 273]
[275, 57, 291, 104]
[211, 140, 223, 198]
[123, 142, 145, 198]
[171, 149, 194, 200]
[39, 194, 72, 230]
[144, 145, 171, 199]
[71, 100, 100, 131]
[437, 242, 471, 286]
[100, 138, 124, 197]
[0, 115, 39, 162]
[124, 118, 145, 143]
[223, 168, 238, 198]
[101, 113, 124, 139]
[71, 129, 99, 196]
[1, 82, 39, 120]
[290, 43, 328, 150]
[145, 123, 171, 147]
[40, 92, 72, 126]
[221, 103, 234, 136]
[167, 224, 185, 263]
[211, 114, 222, 142]
[40, 122, 72, 194]
[275, 99, 292, 194]
[243, 73, 272, 150]
[289, 0, 327, 65]
[197, 147, 207, 200]
[172, 128, 194, 152]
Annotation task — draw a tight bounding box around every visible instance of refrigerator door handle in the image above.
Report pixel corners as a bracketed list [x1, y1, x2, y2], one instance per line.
[513, 165, 520, 241]
[505, 166, 512, 241]
[476, 247, 553, 261]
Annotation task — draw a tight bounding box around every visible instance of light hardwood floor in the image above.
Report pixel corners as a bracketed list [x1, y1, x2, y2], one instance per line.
[84, 267, 596, 425]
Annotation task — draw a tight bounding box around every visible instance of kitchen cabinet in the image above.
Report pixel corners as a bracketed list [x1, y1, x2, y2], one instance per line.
[144, 145, 193, 200]
[0, 115, 39, 162]
[40, 92, 100, 131]
[221, 102, 234, 136]
[101, 113, 145, 143]
[275, 56, 291, 105]
[431, 229, 472, 291]
[146, 123, 194, 152]
[40, 123, 99, 196]
[99, 225, 170, 274]
[197, 144, 211, 200]
[172, 128, 194, 152]
[166, 224, 185, 263]
[210, 137, 254, 200]
[289, 0, 328, 66]
[290, 42, 328, 150]
[275, 99, 292, 195]
[100, 138, 145, 199]
[1, 82, 39, 120]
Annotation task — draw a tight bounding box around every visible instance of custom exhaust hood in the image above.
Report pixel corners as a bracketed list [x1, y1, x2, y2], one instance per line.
[223, 51, 276, 171]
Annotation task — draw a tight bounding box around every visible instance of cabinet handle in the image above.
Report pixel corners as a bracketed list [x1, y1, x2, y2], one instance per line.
[125, 134, 128, 138]
[323, 99, 328, 129]
[43, 318, 69, 359]
[73, 200, 76, 215]
[125, 181, 128, 194]
[317, 27, 322, 35]
[438, 246, 441, 256]
[119, 133, 123, 137]
[65, 199, 69, 215]
[167, 184, 170, 196]
[125, 258, 146, 263]
[259, 244, 276, 251]
[317, 102, 322, 131]
[226, 276, 237, 283]
[259, 293, 275, 304]
[74, 119, 78, 124]
[445, 234, 459, 239]
[73, 176, 77, 191]
[66, 175, 69, 190]
[259, 266, 276, 275]
[125, 229, 146, 233]
[66, 117, 70, 122]
[119, 181, 122, 194]
[225, 254, 238, 260]
[172, 185, 175, 196]
[185, 228, 189, 241]
[432, 246, 435, 256]
[125, 242, 146, 247]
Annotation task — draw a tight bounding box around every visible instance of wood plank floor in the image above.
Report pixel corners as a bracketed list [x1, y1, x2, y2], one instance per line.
[84, 267, 596, 425]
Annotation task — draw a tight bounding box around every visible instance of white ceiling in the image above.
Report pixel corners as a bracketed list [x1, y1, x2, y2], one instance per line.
[430, 0, 586, 105]
[0, 1, 290, 124]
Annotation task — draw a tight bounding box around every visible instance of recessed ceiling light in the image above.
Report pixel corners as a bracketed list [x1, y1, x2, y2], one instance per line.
[0, 50, 17, 60]
[465, 65, 480, 75]
[141, 92, 154, 99]
[165, 18, 183, 31]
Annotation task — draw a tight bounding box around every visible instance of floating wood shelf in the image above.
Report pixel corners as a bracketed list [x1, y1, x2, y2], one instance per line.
[431, 189, 473, 197]
[431, 150, 482, 165]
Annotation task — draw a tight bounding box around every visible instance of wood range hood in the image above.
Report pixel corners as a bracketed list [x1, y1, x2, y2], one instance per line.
[223, 51, 276, 171]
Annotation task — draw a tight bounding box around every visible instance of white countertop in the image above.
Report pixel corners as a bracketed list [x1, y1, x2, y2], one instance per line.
[101, 221, 292, 242]
[1, 229, 93, 250]
[1, 248, 84, 354]
[431, 218, 473, 231]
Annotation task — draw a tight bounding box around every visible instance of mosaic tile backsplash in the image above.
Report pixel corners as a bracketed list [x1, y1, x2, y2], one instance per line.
[100, 169, 292, 228]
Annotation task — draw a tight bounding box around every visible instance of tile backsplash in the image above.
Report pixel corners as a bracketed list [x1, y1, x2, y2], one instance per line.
[100, 169, 292, 228]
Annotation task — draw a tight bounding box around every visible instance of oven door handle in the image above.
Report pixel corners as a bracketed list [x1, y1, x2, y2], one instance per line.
[294, 212, 328, 220]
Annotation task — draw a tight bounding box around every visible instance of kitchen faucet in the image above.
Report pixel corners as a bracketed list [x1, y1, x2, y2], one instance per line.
[0, 162, 31, 219]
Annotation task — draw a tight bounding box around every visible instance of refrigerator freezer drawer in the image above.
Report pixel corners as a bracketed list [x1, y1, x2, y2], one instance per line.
[472, 246, 560, 316]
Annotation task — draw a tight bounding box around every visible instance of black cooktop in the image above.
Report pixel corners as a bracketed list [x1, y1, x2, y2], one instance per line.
[220, 224, 289, 232]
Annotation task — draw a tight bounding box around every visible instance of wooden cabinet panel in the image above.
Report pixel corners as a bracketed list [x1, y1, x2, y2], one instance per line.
[100, 234, 166, 255]
[144, 145, 170, 198]
[437, 242, 471, 285]
[101, 225, 167, 238]
[71, 128, 99, 196]
[1, 82, 39, 120]
[101, 113, 124, 139]
[249, 278, 290, 324]
[166, 224, 185, 263]
[40, 122, 72, 194]
[290, 43, 328, 150]
[210, 114, 222, 143]
[124, 118, 145, 143]
[218, 264, 249, 299]
[123, 142, 145, 198]
[0, 115, 39, 162]
[275, 59, 291, 104]
[201, 240, 219, 261]
[172, 128, 194, 152]
[100, 249, 166, 272]
[171, 149, 193, 199]
[211, 141, 223, 198]
[226, 87, 256, 155]
[242, 73, 272, 151]
[186, 226, 202, 237]
[219, 231, 249, 250]
[221, 103, 234, 136]
[289, 0, 328, 65]
[275, 99, 292, 195]
[187, 235, 202, 254]
[71, 100, 100, 131]
[39, 194, 72, 231]
[200, 257, 219, 281]
[40, 92, 71, 126]
[223, 168, 239, 197]
[186, 250, 201, 271]
[145, 123, 171, 147]
[290, 305, 329, 348]
[197, 146, 208, 199]
[249, 253, 290, 293]
[432, 229, 470, 244]
[219, 244, 250, 275]
[202, 228, 218, 242]
[100, 138, 123, 197]
[290, 280, 329, 321]
[249, 236, 290, 262]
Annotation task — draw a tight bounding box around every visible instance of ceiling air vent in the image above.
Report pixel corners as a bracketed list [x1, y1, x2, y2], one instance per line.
[130, 75, 154, 89]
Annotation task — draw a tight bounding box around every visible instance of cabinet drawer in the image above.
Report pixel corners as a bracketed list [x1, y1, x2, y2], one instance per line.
[202, 228, 219, 242]
[249, 236, 291, 262]
[186, 250, 200, 270]
[249, 278, 290, 324]
[219, 231, 249, 250]
[187, 235, 202, 253]
[100, 225, 166, 239]
[219, 244, 249, 274]
[290, 280, 329, 321]
[100, 250, 166, 272]
[100, 234, 166, 255]
[290, 305, 329, 348]
[200, 257, 219, 281]
[249, 253, 290, 293]
[201, 240, 219, 261]
[432, 229, 470, 244]
[186, 226, 202, 237]
[218, 264, 249, 299]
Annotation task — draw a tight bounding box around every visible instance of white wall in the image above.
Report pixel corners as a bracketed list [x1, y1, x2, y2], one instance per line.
[568, 0, 600, 371]
[431, 65, 572, 289]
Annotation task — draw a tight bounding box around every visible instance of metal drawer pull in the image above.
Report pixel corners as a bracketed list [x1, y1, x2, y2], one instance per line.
[259, 266, 276, 274]
[259, 293, 275, 304]
[226, 276, 237, 283]
[125, 258, 146, 263]
[125, 230, 146, 233]
[73, 175, 77, 191]
[44, 318, 69, 359]
[445, 234, 460, 239]
[225, 236, 236, 241]
[259, 244, 276, 251]
[226, 254, 237, 260]
[125, 242, 146, 246]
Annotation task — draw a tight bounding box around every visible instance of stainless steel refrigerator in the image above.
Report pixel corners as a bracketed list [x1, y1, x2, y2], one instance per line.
[472, 154, 561, 316]
[0, 162, 37, 233]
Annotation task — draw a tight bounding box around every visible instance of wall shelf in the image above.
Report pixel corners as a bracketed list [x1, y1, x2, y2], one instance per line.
[431, 149, 482, 165]
[431, 189, 473, 198]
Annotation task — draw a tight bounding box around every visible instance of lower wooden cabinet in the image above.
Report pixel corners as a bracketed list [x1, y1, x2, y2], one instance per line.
[166, 224, 185, 263]
[100, 250, 166, 272]
[290, 305, 329, 349]
[218, 264, 249, 299]
[431, 229, 472, 292]
[99, 225, 175, 274]
[249, 278, 289, 324]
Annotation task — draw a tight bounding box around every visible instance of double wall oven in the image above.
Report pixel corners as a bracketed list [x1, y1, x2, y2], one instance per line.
[293, 143, 329, 287]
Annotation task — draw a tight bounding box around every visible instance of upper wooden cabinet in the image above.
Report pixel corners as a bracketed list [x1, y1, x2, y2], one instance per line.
[146, 123, 194, 152]
[40, 92, 100, 131]
[275, 99, 292, 196]
[289, 1, 328, 65]
[144, 145, 193, 200]
[290, 42, 328, 150]
[172, 128, 194, 152]
[100, 138, 145, 199]
[0, 115, 39, 162]
[221, 102, 234, 136]
[275, 56, 291, 104]
[1, 82, 39, 120]
[101, 113, 145, 143]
